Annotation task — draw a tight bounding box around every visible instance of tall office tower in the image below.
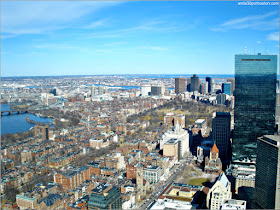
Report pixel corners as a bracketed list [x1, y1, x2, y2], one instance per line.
[276, 82, 280, 130]
[227, 78, 235, 94]
[206, 77, 212, 93]
[255, 135, 280, 209]
[205, 81, 209, 94]
[34, 125, 49, 141]
[98, 86, 104, 95]
[212, 112, 231, 166]
[199, 83, 205, 94]
[91, 85, 96, 97]
[160, 85, 165, 95]
[151, 85, 165, 96]
[216, 93, 226, 105]
[141, 85, 151, 97]
[191, 74, 200, 92]
[175, 78, 186, 94]
[222, 82, 232, 95]
[233, 53, 277, 160]
[186, 78, 191, 92]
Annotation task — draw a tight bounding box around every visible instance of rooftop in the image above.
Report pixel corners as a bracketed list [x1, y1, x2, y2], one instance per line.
[236, 53, 277, 56]
[16, 193, 37, 201]
[216, 112, 231, 117]
[221, 199, 246, 210]
[91, 183, 112, 194]
[144, 165, 160, 171]
[195, 119, 205, 124]
[262, 135, 280, 145]
[38, 194, 62, 206]
[218, 172, 230, 188]
[166, 139, 178, 144]
[151, 198, 193, 210]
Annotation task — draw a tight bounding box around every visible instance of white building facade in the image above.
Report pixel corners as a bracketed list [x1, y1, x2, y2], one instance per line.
[206, 172, 232, 209]
[161, 122, 190, 158]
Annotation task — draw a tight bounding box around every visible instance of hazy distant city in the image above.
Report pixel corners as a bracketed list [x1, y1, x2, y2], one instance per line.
[1, 1, 279, 210]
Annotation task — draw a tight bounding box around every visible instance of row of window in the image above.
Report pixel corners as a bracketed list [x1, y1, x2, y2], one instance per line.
[241, 59, 271, 61]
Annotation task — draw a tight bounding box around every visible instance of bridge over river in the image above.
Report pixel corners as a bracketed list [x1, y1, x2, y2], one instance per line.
[1, 110, 29, 116]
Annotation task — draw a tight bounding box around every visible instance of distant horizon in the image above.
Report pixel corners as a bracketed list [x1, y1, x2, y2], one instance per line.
[2, 73, 235, 78]
[3, 73, 280, 79]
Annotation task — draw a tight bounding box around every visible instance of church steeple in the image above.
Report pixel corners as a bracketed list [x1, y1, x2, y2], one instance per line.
[210, 143, 219, 160]
[211, 143, 219, 153]
[175, 120, 180, 134]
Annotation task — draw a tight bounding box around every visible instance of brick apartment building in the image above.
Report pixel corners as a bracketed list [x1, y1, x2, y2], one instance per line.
[54, 166, 90, 192]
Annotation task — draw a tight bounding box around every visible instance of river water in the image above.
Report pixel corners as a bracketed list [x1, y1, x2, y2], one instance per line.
[1, 104, 53, 136]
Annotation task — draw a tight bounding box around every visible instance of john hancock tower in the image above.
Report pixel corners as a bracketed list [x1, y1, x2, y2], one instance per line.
[233, 53, 277, 160]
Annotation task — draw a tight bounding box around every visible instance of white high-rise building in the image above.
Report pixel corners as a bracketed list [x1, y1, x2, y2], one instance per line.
[161, 121, 189, 159]
[151, 85, 165, 96]
[204, 81, 209, 94]
[206, 172, 232, 209]
[91, 85, 96, 97]
[141, 85, 151, 97]
[98, 86, 104, 95]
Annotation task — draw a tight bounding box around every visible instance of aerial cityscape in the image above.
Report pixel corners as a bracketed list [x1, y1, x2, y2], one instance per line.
[1, 1, 280, 210]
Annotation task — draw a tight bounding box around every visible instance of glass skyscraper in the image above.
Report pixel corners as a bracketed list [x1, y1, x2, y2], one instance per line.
[255, 135, 280, 209]
[206, 77, 212, 93]
[222, 82, 231, 95]
[212, 112, 231, 167]
[233, 53, 277, 160]
[88, 183, 122, 210]
[191, 74, 200, 92]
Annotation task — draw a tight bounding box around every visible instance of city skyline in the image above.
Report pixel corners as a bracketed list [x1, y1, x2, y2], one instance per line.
[1, 1, 279, 77]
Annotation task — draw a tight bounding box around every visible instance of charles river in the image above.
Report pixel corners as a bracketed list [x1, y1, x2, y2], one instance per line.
[1, 104, 53, 136]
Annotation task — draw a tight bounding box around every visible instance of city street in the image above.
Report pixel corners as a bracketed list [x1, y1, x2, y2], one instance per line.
[138, 154, 194, 210]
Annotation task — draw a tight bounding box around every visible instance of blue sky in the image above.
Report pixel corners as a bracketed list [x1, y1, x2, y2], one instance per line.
[1, 1, 279, 76]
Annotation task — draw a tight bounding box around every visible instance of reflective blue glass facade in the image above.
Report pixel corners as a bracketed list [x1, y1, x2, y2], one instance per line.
[222, 82, 231, 95]
[233, 54, 277, 160]
[88, 184, 122, 210]
[255, 135, 280, 209]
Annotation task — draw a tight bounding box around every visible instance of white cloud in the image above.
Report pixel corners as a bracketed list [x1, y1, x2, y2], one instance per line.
[211, 11, 279, 32]
[83, 19, 194, 40]
[257, 41, 261, 44]
[120, 20, 164, 32]
[82, 19, 108, 29]
[1, 34, 17, 39]
[1, 1, 122, 36]
[267, 32, 279, 41]
[32, 43, 93, 54]
[119, 19, 194, 33]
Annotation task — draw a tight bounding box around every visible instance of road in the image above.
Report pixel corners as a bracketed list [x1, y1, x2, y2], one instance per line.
[138, 154, 194, 210]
